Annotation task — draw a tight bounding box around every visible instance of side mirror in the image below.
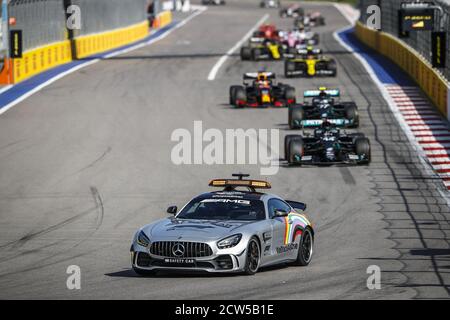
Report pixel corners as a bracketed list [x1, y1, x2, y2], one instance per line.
[167, 206, 177, 215]
[273, 209, 289, 218]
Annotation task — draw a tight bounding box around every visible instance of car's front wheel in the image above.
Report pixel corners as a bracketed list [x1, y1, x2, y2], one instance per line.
[293, 228, 313, 266]
[243, 237, 261, 275]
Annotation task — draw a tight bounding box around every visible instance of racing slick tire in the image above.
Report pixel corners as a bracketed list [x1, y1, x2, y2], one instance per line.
[293, 227, 313, 266]
[289, 105, 304, 129]
[312, 34, 320, 44]
[284, 87, 296, 104]
[284, 134, 301, 161]
[234, 87, 247, 108]
[229, 85, 241, 105]
[132, 266, 157, 276]
[288, 137, 304, 164]
[252, 48, 261, 61]
[240, 47, 252, 60]
[285, 60, 296, 78]
[243, 237, 261, 275]
[355, 137, 371, 162]
[345, 103, 359, 128]
[317, 16, 325, 26]
[328, 59, 337, 77]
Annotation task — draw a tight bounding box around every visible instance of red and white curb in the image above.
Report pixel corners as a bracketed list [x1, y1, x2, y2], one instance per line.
[386, 85, 450, 190]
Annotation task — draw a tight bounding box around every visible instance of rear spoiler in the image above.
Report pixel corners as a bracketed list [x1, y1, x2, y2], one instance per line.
[244, 72, 276, 80]
[286, 200, 307, 212]
[304, 89, 340, 98]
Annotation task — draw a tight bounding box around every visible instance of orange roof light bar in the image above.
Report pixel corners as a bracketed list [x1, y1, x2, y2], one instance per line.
[209, 179, 271, 189]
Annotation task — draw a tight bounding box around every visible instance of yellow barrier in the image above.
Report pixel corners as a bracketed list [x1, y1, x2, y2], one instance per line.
[75, 21, 149, 59]
[153, 10, 173, 29]
[13, 40, 72, 83]
[355, 22, 450, 118]
[0, 14, 175, 84]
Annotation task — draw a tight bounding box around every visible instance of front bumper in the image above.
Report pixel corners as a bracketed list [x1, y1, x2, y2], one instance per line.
[131, 242, 248, 273]
[290, 154, 369, 166]
[285, 69, 335, 77]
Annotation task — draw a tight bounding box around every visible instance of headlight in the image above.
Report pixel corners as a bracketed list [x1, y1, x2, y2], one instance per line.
[217, 234, 242, 249]
[137, 230, 150, 247]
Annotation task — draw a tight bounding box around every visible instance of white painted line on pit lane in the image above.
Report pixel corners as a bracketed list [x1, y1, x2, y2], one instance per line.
[207, 14, 269, 81]
[0, 7, 207, 116]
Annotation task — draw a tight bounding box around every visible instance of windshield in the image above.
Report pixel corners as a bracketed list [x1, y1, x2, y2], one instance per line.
[177, 197, 266, 221]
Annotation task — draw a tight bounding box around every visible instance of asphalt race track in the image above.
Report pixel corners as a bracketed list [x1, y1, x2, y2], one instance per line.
[0, 1, 449, 299]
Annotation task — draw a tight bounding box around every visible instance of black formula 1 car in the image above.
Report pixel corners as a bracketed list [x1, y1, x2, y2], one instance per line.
[280, 5, 305, 18]
[284, 47, 336, 78]
[288, 88, 359, 129]
[284, 121, 371, 166]
[229, 72, 296, 108]
[241, 38, 283, 61]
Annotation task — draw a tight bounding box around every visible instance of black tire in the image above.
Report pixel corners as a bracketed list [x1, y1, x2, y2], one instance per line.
[345, 104, 359, 128]
[285, 134, 301, 161]
[252, 48, 261, 61]
[229, 85, 241, 105]
[355, 137, 371, 161]
[234, 87, 247, 107]
[240, 47, 252, 60]
[313, 34, 320, 45]
[284, 87, 296, 104]
[289, 105, 304, 129]
[293, 227, 313, 266]
[328, 59, 337, 77]
[289, 137, 304, 164]
[285, 60, 296, 78]
[132, 266, 157, 276]
[243, 237, 261, 275]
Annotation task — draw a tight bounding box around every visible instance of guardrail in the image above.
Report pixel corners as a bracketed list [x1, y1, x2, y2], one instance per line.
[355, 21, 450, 120]
[359, 0, 450, 82]
[0, 0, 173, 84]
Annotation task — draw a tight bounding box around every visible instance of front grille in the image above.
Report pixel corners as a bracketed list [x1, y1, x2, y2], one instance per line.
[150, 241, 213, 258]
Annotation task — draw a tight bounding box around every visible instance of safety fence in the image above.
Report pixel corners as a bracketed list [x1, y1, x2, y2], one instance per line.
[0, 0, 172, 84]
[359, 0, 450, 81]
[357, 0, 450, 119]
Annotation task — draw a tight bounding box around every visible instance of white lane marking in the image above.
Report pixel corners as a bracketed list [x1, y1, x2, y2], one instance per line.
[0, 85, 13, 95]
[207, 14, 269, 81]
[0, 7, 207, 116]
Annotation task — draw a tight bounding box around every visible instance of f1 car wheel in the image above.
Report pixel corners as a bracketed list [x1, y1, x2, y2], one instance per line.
[285, 60, 296, 78]
[243, 237, 261, 275]
[328, 59, 337, 77]
[240, 47, 252, 60]
[132, 266, 157, 276]
[317, 17, 325, 26]
[313, 34, 320, 44]
[289, 137, 304, 164]
[355, 137, 371, 161]
[234, 87, 247, 107]
[289, 106, 304, 129]
[284, 87, 296, 103]
[293, 227, 313, 266]
[284, 134, 301, 161]
[345, 104, 359, 127]
[252, 48, 261, 61]
[229, 85, 241, 105]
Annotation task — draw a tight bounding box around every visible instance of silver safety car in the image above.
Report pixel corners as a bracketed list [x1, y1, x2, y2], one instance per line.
[130, 174, 314, 275]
